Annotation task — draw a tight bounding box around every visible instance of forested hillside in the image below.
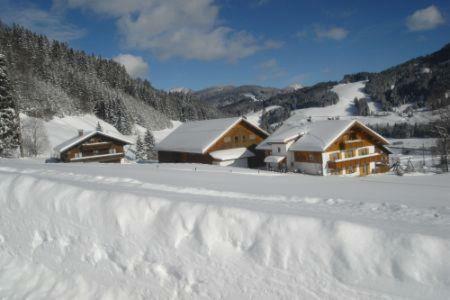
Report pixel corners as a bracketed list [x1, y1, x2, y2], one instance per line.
[0, 22, 221, 134]
[363, 43, 450, 111]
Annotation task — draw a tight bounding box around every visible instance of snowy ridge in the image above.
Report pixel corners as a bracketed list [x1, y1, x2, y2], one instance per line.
[0, 160, 449, 299]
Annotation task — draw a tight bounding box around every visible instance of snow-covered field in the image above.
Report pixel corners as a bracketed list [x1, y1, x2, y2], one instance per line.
[0, 159, 449, 299]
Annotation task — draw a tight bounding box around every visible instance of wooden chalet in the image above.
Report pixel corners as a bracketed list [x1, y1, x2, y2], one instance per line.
[257, 119, 391, 176]
[156, 117, 269, 168]
[53, 129, 132, 163]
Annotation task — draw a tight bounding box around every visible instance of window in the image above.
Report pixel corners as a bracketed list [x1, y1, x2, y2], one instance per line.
[234, 136, 239, 143]
[93, 150, 99, 155]
[109, 148, 116, 154]
[249, 134, 256, 140]
[358, 148, 369, 156]
[277, 147, 281, 153]
[350, 132, 357, 140]
[329, 152, 340, 161]
[308, 153, 314, 161]
[345, 149, 354, 158]
[74, 152, 82, 158]
[224, 136, 231, 143]
[242, 135, 246, 142]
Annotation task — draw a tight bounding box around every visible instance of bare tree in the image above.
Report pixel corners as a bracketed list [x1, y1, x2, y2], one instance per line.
[22, 117, 49, 157]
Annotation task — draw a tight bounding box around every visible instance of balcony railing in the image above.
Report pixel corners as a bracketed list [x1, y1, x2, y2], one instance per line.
[328, 153, 383, 169]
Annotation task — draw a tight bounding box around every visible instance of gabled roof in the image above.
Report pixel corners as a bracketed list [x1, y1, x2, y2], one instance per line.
[289, 119, 389, 152]
[256, 124, 305, 150]
[155, 117, 268, 154]
[54, 131, 133, 154]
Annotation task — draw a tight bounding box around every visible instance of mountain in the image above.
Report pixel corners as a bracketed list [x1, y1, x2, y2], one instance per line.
[363, 43, 450, 111]
[193, 85, 281, 108]
[206, 43, 450, 136]
[0, 22, 222, 134]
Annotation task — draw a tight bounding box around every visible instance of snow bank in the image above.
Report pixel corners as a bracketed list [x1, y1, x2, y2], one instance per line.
[0, 163, 449, 299]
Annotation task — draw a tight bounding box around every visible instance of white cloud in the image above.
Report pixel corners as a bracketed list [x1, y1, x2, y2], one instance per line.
[59, 0, 280, 61]
[314, 26, 348, 40]
[256, 58, 286, 82]
[406, 5, 445, 31]
[0, 0, 85, 41]
[113, 54, 149, 78]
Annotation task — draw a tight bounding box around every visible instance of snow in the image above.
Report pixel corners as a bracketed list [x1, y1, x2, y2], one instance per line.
[21, 114, 182, 158]
[156, 117, 242, 153]
[209, 147, 255, 161]
[40, 114, 122, 153]
[287, 81, 438, 126]
[245, 105, 280, 126]
[264, 155, 285, 163]
[53, 131, 132, 154]
[0, 159, 450, 299]
[146, 120, 182, 144]
[242, 93, 260, 102]
[156, 117, 267, 154]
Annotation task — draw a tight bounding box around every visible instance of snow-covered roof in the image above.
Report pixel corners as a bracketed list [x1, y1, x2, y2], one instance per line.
[155, 117, 268, 154]
[264, 155, 286, 163]
[289, 119, 389, 152]
[53, 131, 133, 154]
[209, 147, 255, 161]
[256, 123, 305, 150]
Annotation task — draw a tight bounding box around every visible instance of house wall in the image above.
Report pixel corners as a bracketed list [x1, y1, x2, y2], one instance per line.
[290, 151, 323, 175]
[207, 120, 267, 153]
[60, 136, 126, 163]
[158, 151, 213, 164]
[321, 124, 390, 176]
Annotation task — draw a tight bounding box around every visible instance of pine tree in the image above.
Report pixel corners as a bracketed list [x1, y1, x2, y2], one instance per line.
[143, 129, 156, 160]
[0, 54, 20, 157]
[135, 134, 145, 161]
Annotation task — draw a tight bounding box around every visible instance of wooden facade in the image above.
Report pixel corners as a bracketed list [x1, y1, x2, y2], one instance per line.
[321, 123, 390, 175]
[58, 133, 130, 163]
[158, 119, 268, 167]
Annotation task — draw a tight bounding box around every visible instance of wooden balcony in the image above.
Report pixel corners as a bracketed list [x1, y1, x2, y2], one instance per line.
[81, 142, 112, 150]
[328, 153, 384, 169]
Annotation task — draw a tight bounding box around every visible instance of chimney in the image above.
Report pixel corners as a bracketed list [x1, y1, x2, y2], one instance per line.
[78, 129, 84, 137]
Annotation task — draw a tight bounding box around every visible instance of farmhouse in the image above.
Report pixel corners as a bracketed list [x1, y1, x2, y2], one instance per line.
[257, 119, 391, 176]
[54, 129, 132, 163]
[156, 117, 268, 167]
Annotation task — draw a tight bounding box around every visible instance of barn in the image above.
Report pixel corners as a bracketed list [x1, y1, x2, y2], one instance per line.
[156, 117, 269, 168]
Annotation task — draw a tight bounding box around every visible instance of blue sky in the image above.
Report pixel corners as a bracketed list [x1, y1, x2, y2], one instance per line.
[1, 0, 449, 90]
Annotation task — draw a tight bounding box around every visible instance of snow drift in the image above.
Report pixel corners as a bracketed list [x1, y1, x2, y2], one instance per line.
[0, 162, 449, 299]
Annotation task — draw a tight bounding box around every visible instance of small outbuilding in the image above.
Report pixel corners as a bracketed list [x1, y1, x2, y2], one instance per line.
[156, 117, 269, 168]
[53, 129, 132, 163]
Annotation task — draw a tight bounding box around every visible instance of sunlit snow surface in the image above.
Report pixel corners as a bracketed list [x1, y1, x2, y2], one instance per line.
[0, 159, 449, 299]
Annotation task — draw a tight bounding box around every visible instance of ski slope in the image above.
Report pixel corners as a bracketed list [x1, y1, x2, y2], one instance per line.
[287, 81, 437, 126]
[0, 159, 449, 299]
[245, 105, 280, 126]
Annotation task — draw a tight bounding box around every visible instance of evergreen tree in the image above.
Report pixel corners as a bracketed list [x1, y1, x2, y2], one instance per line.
[135, 135, 145, 161]
[0, 54, 20, 157]
[143, 129, 156, 160]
